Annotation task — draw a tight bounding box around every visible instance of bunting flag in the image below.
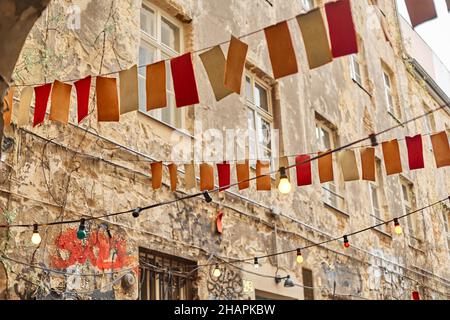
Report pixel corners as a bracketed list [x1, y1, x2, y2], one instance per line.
[295, 154, 312, 186]
[339, 150, 360, 181]
[216, 211, 223, 234]
[74, 76, 91, 124]
[236, 160, 250, 190]
[325, 0, 358, 58]
[17, 87, 33, 127]
[96, 76, 120, 122]
[184, 163, 196, 189]
[256, 160, 271, 190]
[297, 9, 333, 69]
[151, 162, 163, 190]
[405, 135, 424, 170]
[119, 65, 139, 115]
[361, 147, 376, 181]
[146, 61, 166, 110]
[168, 163, 178, 191]
[447, 0, 450, 11]
[170, 53, 200, 108]
[217, 163, 231, 191]
[264, 21, 298, 79]
[430, 131, 450, 168]
[224, 35, 248, 94]
[405, 0, 437, 28]
[200, 163, 214, 191]
[200, 46, 233, 101]
[33, 83, 52, 127]
[382, 139, 402, 175]
[3, 88, 14, 127]
[318, 152, 334, 183]
[49, 80, 72, 124]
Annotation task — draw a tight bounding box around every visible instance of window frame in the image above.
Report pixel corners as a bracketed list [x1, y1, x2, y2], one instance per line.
[350, 54, 362, 86]
[301, 0, 315, 11]
[369, 159, 387, 233]
[382, 70, 394, 115]
[401, 180, 421, 247]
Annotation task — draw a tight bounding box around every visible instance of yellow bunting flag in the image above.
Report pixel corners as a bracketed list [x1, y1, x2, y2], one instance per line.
[184, 163, 197, 190]
[236, 160, 250, 190]
[297, 8, 333, 69]
[49, 80, 72, 124]
[17, 87, 33, 127]
[224, 35, 248, 94]
[96, 76, 120, 122]
[151, 162, 163, 190]
[339, 150, 360, 181]
[119, 65, 139, 114]
[168, 163, 178, 191]
[3, 87, 14, 127]
[200, 163, 214, 191]
[199, 45, 233, 101]
[361, 147, 376, 182]
[256, 160, 271, 191]
[382, 139, 402, 175]
[264, 21, 298, 79]
[318, 151, 334, 183]
[430, 131, 450, 168]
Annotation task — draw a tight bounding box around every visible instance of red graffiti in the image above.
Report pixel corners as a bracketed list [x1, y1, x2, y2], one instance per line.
[52, 228, 131, 270]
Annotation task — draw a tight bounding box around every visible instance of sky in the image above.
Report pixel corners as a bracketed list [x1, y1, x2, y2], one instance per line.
[396, 0, 450, 71]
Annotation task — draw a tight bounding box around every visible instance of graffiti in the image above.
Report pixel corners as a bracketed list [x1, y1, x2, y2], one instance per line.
[52, 228, 131, 270]
[207, 265, 243, 300]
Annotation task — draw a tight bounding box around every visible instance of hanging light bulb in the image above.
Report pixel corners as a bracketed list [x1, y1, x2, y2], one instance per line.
[394, 218, 403, 235]
[77, 219, 87, 240]
[203, 191, 213, 203]
[343, 235, 350, 248]
[213, 264, 222, 278]
[296, 249, 304, 264]
[132, 207, 142, 218]
[254, 257, 259, 269]
[277, 167, 292, 194]
[31, 224, 41, 245]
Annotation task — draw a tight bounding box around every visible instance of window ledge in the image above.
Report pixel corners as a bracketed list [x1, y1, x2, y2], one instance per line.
[324, 202, 350, 218]
[408, 243, 426, 254]
[351, 79, 372, 98]
[137, 110, 194, 140]
[372, 227, 392, 239]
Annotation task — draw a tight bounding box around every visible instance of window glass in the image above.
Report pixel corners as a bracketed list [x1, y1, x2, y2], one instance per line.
[161, 17, 180, 51]
[254, 83, 269, 112]
[141, 5, 156, 36]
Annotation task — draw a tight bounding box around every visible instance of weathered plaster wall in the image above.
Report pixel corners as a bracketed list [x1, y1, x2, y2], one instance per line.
[0, 0, 449, 300]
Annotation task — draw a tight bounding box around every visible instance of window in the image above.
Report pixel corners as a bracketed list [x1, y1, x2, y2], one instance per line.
[401, 180, 421, 247]
[302, 268, 314, 300]
[139, 2, 184, 129]
[381, 64, 400, 118]
[316, 118, 343, 209]
[245, 73, 273, 167]
[301, 0, 314, 11]
[139, 249, 197, 300]
[350, 55, 362, 85]
[369, 159, 386, 232]
[443, 210, 450, 254]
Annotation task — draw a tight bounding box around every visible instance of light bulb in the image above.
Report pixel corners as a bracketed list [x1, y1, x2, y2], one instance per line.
[31, 224, 41, 245]
[343, 235, 350, 248]
[394, 218, 403, 235]
[213, 265, 222, 278]
[254, 257, 259, 269]
[296, 249, 304, 264]
[277, 167, 292, 194]
[77, 219, 87, 240]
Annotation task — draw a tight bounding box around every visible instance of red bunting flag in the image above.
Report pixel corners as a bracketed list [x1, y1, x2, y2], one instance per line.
[325, 0, 358, 58]
[216, 211, 223, 234]
[405, 135, 424, 170]
[170, 53, 200, 108]
[74, 76, 91, 123]
[295, 154, 312, 186]
[217, 163, 231, 191]
[33, 83, 52, 127]
[405, 0, 437, 28]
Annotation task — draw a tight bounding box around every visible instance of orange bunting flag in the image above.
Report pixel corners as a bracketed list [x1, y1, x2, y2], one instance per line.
[96, 77, 119, 122]
[256, 160, 271, 191]
[405, 0, 437, 28]
[318, 152, 334, 183]
[382, 139, 402, 175]
[17, 87, 33, 127]
[339, 150, 360, 181]
[119, 65, 139, 115]
[224, 35, 248, 94]
[430, 131, 450, 168]
[184, 163, 196, 190]
[146, 61, 167, 110]
[200, 163, 214, 191]
[151, 162, 163, 190]
[361, 147, 376, 181]
[236, 160, 250, 190]
[264, 21, 298, 79]
[200, 46, 233, 101]
[297, 9, 333, 69]
[49, 80, 72, 124]
[3, 87, 14, 127]
[168, 163, 178, 191]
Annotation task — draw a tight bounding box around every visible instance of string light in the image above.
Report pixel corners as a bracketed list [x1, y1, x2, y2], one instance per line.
[343, 235, 350, 248]
[394, 218, 403, 235]
[31, 224, 41, 245]
[213, 264, 222, 278]
[132, 208, 141, 218]
[203, 191, 213, 203]
[77, 219, 87, 240]
[296, 249, 304, 264]
[277, 167, 292, 194]
[254, 257, 259, 269]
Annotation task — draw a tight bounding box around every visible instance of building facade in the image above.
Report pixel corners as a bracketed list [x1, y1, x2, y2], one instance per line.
[0, 0, 449, 300]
